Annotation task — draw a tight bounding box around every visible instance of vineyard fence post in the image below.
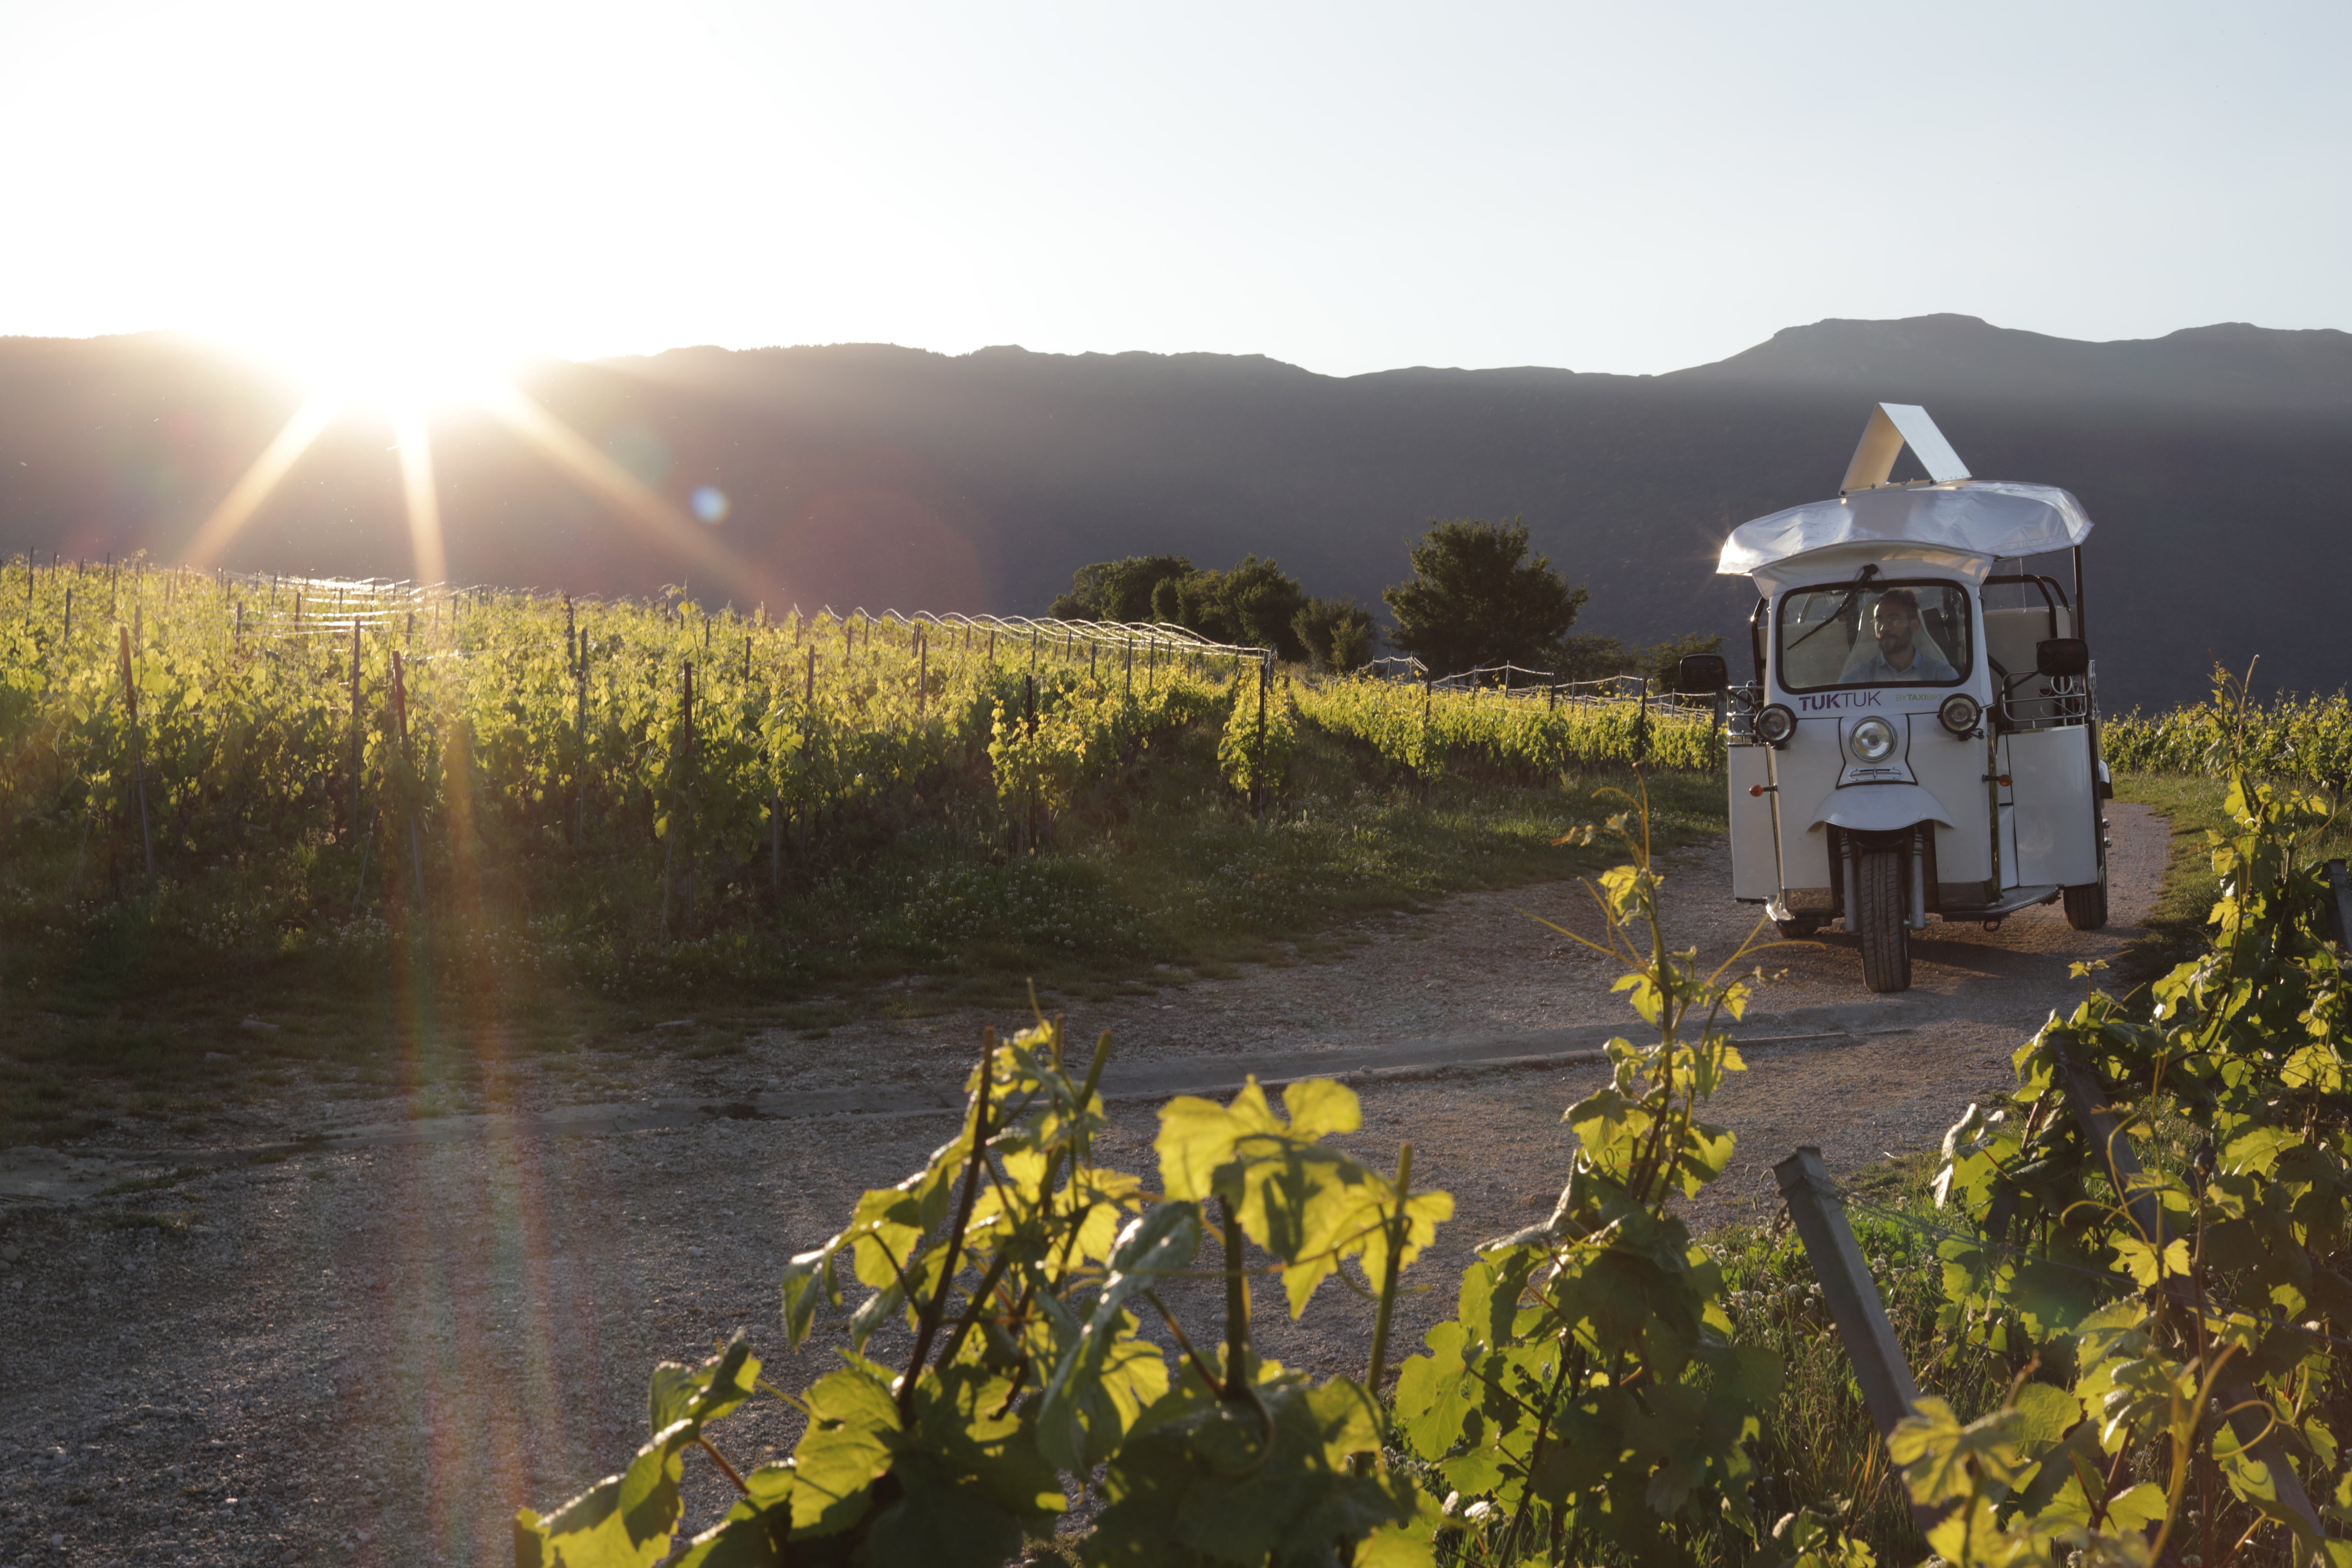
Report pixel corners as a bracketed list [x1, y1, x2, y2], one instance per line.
[348, 618, 363, 844]
[1772, 1147, 1943, 1536]
[575, 619, 590, 846]
[1252, 655, 1269, 818]
[681, 660, 697, 927]
[1023, 672, 1037, 854]
[2054, 1056, 2328, 1547]
[119, 625, 154, 879]
[394, 652, 426, 911]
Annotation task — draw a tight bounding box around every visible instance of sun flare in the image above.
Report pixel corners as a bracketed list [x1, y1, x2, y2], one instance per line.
[262, 319, 523, 420]
[183, 308, 750, 596]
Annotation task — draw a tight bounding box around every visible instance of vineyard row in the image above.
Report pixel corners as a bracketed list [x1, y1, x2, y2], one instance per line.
[0, 561, 1720, 924]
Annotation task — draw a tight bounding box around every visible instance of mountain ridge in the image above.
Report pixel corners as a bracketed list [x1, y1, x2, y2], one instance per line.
[1, 314, 2346, 710]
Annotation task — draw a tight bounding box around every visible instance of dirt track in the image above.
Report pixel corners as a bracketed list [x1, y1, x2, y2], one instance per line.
[0, 804, 2169, 1567]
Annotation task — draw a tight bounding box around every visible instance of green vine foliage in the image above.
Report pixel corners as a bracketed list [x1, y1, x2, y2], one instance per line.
[1217, 668, 1298, 802]
[519, 1017, 1452, 1568]
[1294, 676, 1722, 784]
[511, 791, 1809, 1568]
[2104, 665, 2352, 786]
[986, 667, 1228, 832]
[1869, 736, 2352, 1564]
[1382, 801, 1782, 1565]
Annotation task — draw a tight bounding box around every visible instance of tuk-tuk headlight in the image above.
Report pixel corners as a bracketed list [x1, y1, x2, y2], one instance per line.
[1938, 694, 1982, 736]
[1755, 704, 1795, 747]
[1849, 717, 1898, 762]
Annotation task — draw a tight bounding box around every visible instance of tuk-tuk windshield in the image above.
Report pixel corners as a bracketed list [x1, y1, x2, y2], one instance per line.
[1776, 579, 1972, 692]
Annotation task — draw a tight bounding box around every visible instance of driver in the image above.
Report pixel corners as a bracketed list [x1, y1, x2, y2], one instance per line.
[1839, 588, 1956, 682]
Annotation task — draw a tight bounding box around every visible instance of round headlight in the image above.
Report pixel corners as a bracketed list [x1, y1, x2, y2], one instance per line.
[1849, 717, 1898, 762]
[1755, 704, 1796, 746]
[1938, 693, 1982, 736]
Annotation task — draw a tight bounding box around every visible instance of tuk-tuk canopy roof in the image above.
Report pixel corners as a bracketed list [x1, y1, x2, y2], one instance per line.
[1715, 480, 2095, 581]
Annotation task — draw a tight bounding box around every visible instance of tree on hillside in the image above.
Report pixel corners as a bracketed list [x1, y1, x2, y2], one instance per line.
[1048, 554, 1195, 622]
[1381, 519, 1587, 677]
[1292, 597, 1377, 673]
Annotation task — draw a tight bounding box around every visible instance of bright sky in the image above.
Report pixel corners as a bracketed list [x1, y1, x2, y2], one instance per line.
[2, 0, 2344, 385]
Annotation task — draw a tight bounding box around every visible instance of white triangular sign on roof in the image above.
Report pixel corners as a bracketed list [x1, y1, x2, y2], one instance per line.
[1840, 403, 1971, 492]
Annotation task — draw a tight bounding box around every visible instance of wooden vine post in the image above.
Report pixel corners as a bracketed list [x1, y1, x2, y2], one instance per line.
[119, 624, 154, 878]
[1252, 654, 1270, 817]
[391, 650, 424, 905]
[681, 660, 697, 926]
[1022, 672, 1038, 854]
[1773, 1148, 1944, 1536]
[573, 604, 590, 846]
[347, 618, 363, 844]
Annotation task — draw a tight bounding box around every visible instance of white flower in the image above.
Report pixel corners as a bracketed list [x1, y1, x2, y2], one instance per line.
[1463, 1500, 1497, 1522]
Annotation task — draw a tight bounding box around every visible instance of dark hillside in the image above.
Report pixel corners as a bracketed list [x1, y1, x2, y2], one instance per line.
[1, 314, 2346, 709]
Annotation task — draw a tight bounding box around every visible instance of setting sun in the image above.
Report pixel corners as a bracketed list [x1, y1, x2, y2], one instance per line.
[232, 308, 525, 420]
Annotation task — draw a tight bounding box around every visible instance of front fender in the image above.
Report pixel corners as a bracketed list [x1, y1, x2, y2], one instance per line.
[1807, 783, 1954, 833]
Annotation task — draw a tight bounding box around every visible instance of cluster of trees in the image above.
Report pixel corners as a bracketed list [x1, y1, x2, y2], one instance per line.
[1048, 554, 1372, 671]
[1050, 520, 1719, 687]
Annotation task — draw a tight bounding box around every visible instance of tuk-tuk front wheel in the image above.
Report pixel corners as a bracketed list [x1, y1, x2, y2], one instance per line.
[1853, 847, 1913, 993]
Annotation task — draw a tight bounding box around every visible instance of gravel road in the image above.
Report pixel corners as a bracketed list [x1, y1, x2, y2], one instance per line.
[0, 804, 2169, 1567]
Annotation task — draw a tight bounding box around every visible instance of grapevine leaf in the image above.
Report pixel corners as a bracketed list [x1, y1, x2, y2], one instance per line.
[648, 1334, 759, 1436]
[668, 1467, 794, 1568]
[1391, 1320, 1483, 1461]
[1890, 1396, 2025, 1506]
[1086, 1379, 1415, 1568]
[2111, 1235, 2190, 1288]
[525, 1417, 701, 1568]
[1036, 1204, 1194, 1472]
[787, 1366, 901, 1539]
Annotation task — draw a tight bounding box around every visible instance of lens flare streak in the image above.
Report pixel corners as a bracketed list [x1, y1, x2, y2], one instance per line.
[181, 394, 338, 568]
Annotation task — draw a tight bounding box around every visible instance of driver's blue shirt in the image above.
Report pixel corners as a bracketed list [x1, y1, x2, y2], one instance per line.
[1839, 642, 1958, 683]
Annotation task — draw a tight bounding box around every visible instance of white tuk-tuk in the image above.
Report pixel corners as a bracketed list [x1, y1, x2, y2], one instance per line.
[1685, 404, 2112, 993]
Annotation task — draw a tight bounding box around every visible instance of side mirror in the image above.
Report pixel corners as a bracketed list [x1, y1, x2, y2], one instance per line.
[1676, 653, 1729, 694]
[2036, 638, 2089, 679]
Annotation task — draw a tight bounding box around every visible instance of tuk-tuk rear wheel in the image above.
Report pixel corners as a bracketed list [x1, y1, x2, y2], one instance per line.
[1854, 847, 1913, 993]
[2063, 874, 2108, 931]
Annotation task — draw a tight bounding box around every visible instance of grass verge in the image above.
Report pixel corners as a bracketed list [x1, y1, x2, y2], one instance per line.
[0, 718, 1723, 1147]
